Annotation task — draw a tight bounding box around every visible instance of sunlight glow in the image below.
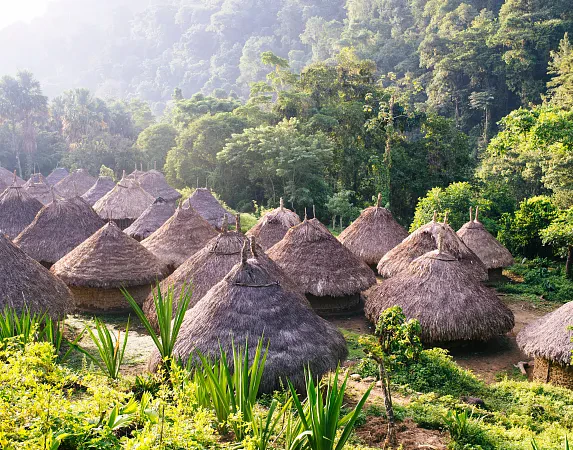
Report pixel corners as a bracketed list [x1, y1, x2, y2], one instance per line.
[0, 0, 51, 30]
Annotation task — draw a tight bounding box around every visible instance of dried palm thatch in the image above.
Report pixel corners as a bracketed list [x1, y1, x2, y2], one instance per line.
[53, 168, 97, 198]
[141, 202, 217, 270]
[125, 197, 176, 241]
[14, 194, 105, 267]
[148, 240, 348, 393]
[0, 233, 72, 319]
[365, 245, 515, 343]
[338, 194, 408, 266]
[51, 222, 169, 312]
[517, 302, 573, 367]
[267, 217, 376, 309]
[93, 174, 155, 230]
[143, 223, 302, 329]
[246, 198, 301, 250]
[45, 167, 69, 186]
[81, 176, 116, 206]
[23, 174, 58, 205]
[0, 166, 24, 190]
[377, 214, 488, 281]
[0, 181, 43, 239]
[126, 163, 145, 180]
[186, 188, 234, 229]
[457, 207, 514, 275]
[137, 170, 181, 202]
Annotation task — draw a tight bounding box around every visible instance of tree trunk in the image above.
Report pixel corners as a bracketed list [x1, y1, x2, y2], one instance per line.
[378, 359, 397, 446]
[566, 246, 572, 280]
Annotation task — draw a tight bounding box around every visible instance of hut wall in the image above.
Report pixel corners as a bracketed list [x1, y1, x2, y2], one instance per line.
[70, 284, 151, 313]
[488, 267, 504, 281]
[306, 293, 361, 316]
[533, 357, 573, 389]
[113, 218, 136, 231]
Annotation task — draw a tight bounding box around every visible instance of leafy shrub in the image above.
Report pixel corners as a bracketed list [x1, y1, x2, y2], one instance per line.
[354, 357, 379, 379]
[498, 196, 558, 257]
[393, 348, 485, 397]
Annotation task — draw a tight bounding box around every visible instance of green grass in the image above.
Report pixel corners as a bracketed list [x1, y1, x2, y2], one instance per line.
[340, 328, 367, 361]
[495, 259, 573, 304]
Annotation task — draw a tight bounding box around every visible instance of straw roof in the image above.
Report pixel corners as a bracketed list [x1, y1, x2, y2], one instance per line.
[457, 207, 514, 270]
[45, 167, 69, 186]
[517, 302, 573, 366]
[246, 198, 301, 250]
[186, 188, 234, 229]
[377, 215, 488, 281]
[267, 218, 376, 297]
[53, 169, 97, 198]
[0, 183, 43, 239]
[0, 167, 24, 189]
[0, 233, 72, 318]
[365, 247, 515, 343]
[141, 203, 217, 269]
[81, 176, 116, 206]
[148, 242, 348, 393]
[23, 175, 58, 205]
[14, 195, 105, 266]
[338, 194, 408, 265]
[51, 221, 169, 289]
[143, 225, 302, 328]
[125, 197, 176, 241]
[137, 170, 181, 202]
[93, 175, 154, 224]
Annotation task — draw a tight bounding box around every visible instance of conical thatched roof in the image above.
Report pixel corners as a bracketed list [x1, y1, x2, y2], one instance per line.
[377, 216, 488, 281]
[137, 170, 181, 202]
[14, 195, 105, 266]
[457, 207, 514, 270]
[365, 247, 515, 343]
[148, 242, 348, 393]
[0, 182, 43, 239]
[141, 203, 217, 269]
[0, 167, 24, 190]
[51, 221, 169, 289]
[186, 188, 234, 229]
[267, 218, 376, 297]
[81, 176, 116, 206]
[517, 302, 573, 366]
[53, 169, 97, 198]
[338, 194, 408, 265]
[93, 175, 154, 227]
[23, 175, 58, 205]
[0, 233, 72, 318]
[124, 197, 176, 241]
[143, 227, 302, 329]
[45, 167, 69, 186]
[246, 198, 301, 250]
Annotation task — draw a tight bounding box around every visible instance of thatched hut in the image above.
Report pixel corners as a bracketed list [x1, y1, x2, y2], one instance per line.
[23, 174, 57, 205]
[365, 242, 515, 344]
[0, 179, 43, 239]
[141, 202, 217, 271]
[0, 167, 24, 190]
[53, 169, 96, 198]
[81, 176, 116, 206]
[148, 240, 348, 393]
[137, 170, 181, 202]
[143, 222, 301, 329]
[126, 163, 145, 180]
[52, 222, 169, 312]
[338, 194, 408, 267]
[45, 167, 69, 186]
[0, 233, 72, 319]
[517, 302, 573, 389]
[457, 207, 514, 279]
[185, 188, 234, 229]
[377, 214, 488, 281]
[246, 198, 301, 250]
[14, 194, 105, 268]
[93, 174, 154, 230]
[124, 197, 176, 242]
[267, 217, 376, 313]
